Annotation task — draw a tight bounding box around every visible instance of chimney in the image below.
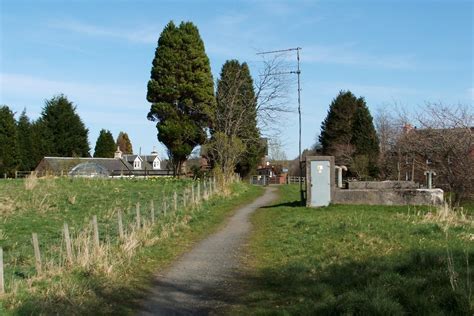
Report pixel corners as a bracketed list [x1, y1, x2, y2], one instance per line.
[403, 123, 414, 134]
[114, 146, 122, 159]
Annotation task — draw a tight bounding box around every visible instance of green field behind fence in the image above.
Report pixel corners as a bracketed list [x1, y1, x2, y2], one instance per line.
[0, 177, 189, 281]
[0, 177, 262, 315]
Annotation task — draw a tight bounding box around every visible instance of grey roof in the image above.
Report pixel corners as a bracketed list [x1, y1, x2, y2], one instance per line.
[122, 154, 160, 163]
[37, 157, 129, 172]
[35, 156, 172, 176]
[121, 154, 167, 170]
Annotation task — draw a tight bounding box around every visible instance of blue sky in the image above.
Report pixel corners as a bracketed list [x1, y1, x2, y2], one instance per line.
[1, 0, 472, 159]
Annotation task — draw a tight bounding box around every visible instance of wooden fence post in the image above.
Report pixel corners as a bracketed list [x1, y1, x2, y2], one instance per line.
[136, 202, 141, 229]
[197, 182, 201, 203]
[173, 191, 177, 212]
[150, 200, 155, 225]
[183, 190, 187, 208]
[63, 223, 73, 264]
[92, 216, 100, 251]
[32, 233, 42, 275]
[117, 210, 124, 239]
[203, 180, 207, 200]
[191, 185, 195, 205]
[0, 247, 4, 294]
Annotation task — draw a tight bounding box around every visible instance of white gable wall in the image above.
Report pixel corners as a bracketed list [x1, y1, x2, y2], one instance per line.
[152, 156, 161, 170]
[133, 156, 142, 170]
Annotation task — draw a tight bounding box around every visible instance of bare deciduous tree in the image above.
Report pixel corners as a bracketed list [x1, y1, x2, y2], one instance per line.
[205, 132, 245, 183]
[401, 103, 473, 203]
[254, 54, 295, 136]
[374, 107, 404, 179]
[267, 137, 287, 162]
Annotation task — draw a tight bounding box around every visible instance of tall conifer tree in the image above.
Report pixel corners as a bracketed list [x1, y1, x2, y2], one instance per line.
[147, 21, 215, 176]
[351, 104, 380, 177]
[319, 90, 379, 177]
[116, 131, 133, 154]
[37, 95, 90, 157]
[94, 129, 116, 158]
[214, 60, 264, 177]
[0, 106, 18, 176]
[319, 90, 363, 154]
[16, 109, 39, 170]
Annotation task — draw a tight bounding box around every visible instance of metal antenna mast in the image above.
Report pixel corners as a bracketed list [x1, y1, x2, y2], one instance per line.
[257, 47, 304, 204]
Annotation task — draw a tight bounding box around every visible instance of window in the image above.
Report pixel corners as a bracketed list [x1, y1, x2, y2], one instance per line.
[153, 157, 160, 170]
[133, 157, 141, 170]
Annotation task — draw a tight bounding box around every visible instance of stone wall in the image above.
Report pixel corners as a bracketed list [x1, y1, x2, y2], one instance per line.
[347, 181, 419, 190]
[333, 188, 444, 206]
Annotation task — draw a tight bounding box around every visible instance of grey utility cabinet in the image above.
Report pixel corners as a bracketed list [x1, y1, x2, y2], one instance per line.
[306, 156, 335, 207]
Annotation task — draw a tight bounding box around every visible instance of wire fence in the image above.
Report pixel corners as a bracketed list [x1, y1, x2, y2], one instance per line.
[0, 176, 236, 295]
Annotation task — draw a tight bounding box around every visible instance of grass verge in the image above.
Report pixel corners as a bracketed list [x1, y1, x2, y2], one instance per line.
[0, 178, 263, 315]
[234, 185, 473, 315]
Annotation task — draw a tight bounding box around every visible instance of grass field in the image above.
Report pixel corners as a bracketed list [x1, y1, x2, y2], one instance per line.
[0, 177, 262, 315]
[235, 185, 473, 315]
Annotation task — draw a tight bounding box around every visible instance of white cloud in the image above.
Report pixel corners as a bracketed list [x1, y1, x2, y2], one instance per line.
[49, 20, 160, 44]
[0, 73, 161, 157]
[0, 73, 145, 111]
[303, 44, 416, 70]
[306, 81, 420, 99]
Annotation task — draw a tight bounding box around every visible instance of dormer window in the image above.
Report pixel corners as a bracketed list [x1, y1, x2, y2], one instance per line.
[133, 157, 142, 170]
[152, 156, 161, 170]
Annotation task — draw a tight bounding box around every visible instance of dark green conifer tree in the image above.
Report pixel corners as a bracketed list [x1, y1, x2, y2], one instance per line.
[30, 120, 47, 166]
[214, 60, 264, 177]
[0, 106, 18, 176]
[147, 21, 215, 176]
[319, 90, 380, 178]
[94, 129, 116, 158]
[16, 109, 40, 170]
[351, 104, 380, 177]
[37, 95, 90, 157]
[319, 90, 363, 155]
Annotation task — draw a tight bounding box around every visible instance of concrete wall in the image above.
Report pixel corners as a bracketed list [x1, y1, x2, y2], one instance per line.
[334, 188, 444, 206]
[347, 181, 419, 190]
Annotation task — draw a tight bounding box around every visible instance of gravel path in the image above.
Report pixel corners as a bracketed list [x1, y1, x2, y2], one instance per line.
[138, 186, 278, 316]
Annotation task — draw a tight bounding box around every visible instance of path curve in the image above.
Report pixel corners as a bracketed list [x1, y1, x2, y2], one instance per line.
[138, 186, 278, 316]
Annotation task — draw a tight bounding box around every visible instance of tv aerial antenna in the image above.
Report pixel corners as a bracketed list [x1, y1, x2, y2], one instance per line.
[257, 47, 304, 204]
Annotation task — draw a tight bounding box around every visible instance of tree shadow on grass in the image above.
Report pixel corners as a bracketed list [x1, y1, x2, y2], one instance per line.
[234, 249, 473, 315]
[261, 200, 304, 208]
[13, 270, 152, 316]
[12, 249, 473, 315]
[13, 267, 244, 316]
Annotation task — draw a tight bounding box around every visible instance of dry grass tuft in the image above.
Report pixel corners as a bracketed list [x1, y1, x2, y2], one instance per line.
[67, 195, 76, 205]
[423, 203, 472, 229]
[0, 229, 7, 241]
[24, 173, 38, 191]
[0, 197, 16, 216]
